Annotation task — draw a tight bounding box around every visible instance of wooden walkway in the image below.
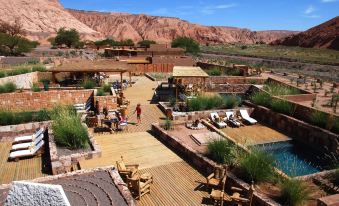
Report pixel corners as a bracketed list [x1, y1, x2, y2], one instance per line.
[138, 161, 211, 206]
[221, 123, 290, 145]
[79, 132, 182, 170]
[0, 142, 48, 184]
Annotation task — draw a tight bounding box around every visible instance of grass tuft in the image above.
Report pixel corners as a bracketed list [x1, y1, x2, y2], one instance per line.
[280, 179, 311, 206]
[208, 139, 236, 165]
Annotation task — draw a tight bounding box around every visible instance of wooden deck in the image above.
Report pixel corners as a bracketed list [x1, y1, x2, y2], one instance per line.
[0, 142, 48, 184]
[79, 132, 182, 170]
[138, 161, 211, 206]
[221, 123, 291, 145]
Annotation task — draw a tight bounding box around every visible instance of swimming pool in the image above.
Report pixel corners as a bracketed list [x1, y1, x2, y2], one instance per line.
[255, 141, 331, 177]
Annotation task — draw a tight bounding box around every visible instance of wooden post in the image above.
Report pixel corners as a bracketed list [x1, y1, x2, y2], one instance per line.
[129, 72, 132, 87]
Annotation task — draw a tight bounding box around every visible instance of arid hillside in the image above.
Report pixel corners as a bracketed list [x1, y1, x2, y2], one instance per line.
[272, 16, 339, 50]
[0, 0, 101, 43]
[68, 9, 296, 44]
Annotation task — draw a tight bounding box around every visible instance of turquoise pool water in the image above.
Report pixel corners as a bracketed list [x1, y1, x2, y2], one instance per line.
[255, 141, 330, 177]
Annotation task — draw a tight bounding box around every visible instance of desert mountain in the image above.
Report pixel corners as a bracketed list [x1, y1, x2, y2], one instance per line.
[68, 9, 296, 44]
[272, 16, 339, 50]
[0, 0, 101, 43]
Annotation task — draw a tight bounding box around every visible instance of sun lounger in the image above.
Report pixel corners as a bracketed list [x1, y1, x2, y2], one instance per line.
[240, 110, 257, 124]
[13, 128, 44, 143]
[9, 140, 45, 161]
[11, 133, 44, 151]
[225, 112, 241, 127]
[210, 112, 227, 128]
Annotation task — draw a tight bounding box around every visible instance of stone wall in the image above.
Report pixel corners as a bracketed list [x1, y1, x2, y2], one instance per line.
[208, 76, 267, 85]
[0, 121, 51, 142]
[0, 90, 94, 111]
[207, 84, 251, 93]
[245, 101, 339, 154]
[0, 72, 38, 89]
[48, 127, 101, 175]
[152, 124, 280, 206]
[95, 96, 118, 112]
[283, 94, 317, 102]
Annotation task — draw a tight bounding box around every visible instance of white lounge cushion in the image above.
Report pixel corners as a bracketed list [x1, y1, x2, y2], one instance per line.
[225, 111, 241, 127]
[9, 140, 44, 159]
[240, 110, 257, 124]
[14, 128, 44, 143]
[210, 112, 227, 128]
[11, 134, 44, 151]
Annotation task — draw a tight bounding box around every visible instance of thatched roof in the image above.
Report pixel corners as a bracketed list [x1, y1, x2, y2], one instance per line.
[51, 59, 132, 73]
[172, 66, 209, 77]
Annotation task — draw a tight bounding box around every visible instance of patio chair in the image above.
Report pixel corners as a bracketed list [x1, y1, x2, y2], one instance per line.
[210, 175, 231, 206]
[9, 140, 45, 162]
[225, 111, 241, 128]
[210, 112, 227, 128]
[126, 175, 152, 200]
[239, 110, 257, 125]
[206, 166, 226, 190]
[11, 133, 44, 151]
[229, 181, 255, 206]
[116, 156, 139, 179]
[13, 128, 44, 143]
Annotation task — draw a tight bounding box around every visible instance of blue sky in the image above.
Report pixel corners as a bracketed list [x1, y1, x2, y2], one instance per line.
[61, 0, 339, 31]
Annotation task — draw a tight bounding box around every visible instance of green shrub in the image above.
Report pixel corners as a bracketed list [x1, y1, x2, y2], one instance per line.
[31, 83, 41, 92]
[163, 118, 172, 130]
[264, 82, 300, 96]
[32, 65, 47, 72]
[6, 67, 30, 76]
[280, 179, 311, 206]
[0, 109, 50, 126]
[208, 68, 222, 76]
[0, 82, 17, 93]
[208, 139, 236, 165]
[0, 71, 6, 78]
[82, 78, 96, 89]
[96, 88, 106, 96]
[332, 118, 339, 134]
[271, 99, 295, 115]
[329, 170, 339, 186]
[251, 92, 272, 107]
[169, 97, 177, 107]
[223, 95, 240, 109]
[239, 149, 276, 183]
[226, 69, 242, 76]
[102, 84, 111, 93]
[310, 111, 328, 129]
[51, 106, 89, 149]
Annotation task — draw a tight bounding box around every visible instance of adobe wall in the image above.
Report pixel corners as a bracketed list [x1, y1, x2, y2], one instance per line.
[132, 63, 174, 74]
[245, 101, 339, 154]
[208, 76, 266, 84]
[283, 94, 317, 102]
[151, 56, 194, 66]
[0, 90, 94, 111]
[267, 77, 311, 94]
[196, 62, 246, 76]
[207, 84, 251, 93]
[0, 72, 38, 89]
[95, 96, 118, 112]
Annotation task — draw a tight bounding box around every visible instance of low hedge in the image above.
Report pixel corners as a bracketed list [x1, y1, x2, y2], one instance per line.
[0, 109, 50, 126]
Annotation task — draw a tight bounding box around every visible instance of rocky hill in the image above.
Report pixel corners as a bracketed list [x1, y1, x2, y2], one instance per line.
[272, 16, 339, 50]
[68, 9, 296, 44]
[0, 0, 101, 43]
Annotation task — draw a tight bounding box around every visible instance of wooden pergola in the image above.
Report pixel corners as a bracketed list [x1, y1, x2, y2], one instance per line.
[51, 59, 134, 84]
[172, 66, 209, 99]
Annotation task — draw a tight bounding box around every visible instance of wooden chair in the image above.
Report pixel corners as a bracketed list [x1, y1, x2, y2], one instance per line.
[127, 174, 152, 200]
[210, 174, 231, 206]
[206, 166, 226, 189]
[116, 156, 139, 179]
[230, 181, 255, 206]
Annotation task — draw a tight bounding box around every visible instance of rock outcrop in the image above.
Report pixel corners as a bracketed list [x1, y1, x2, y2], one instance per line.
[0, 0, 101, 43]
[68, 9, 296, 44]
[272, 16, 339, 50]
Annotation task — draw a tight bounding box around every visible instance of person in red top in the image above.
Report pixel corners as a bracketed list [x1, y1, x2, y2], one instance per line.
[134, 103, 142, 125]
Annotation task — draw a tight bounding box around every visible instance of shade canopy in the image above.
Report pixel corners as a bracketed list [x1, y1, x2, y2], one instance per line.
[51, 59, 133, 73]
[172, 66, 209, 78]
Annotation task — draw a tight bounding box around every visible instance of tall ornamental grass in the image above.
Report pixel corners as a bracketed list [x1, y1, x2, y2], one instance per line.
[238, 149, 276, 183]
[208, 139, 236, 165]
[280, 179, 311, 206]
[251, 92, 272, 108]
[310, 111, 328, 129]
[270, 99, 295, 115]
[263, 82, 300, 96]
[187, 95, 239, 111]
[51, 106, 89, 149]
[0, 109, 50, 126]
[0, 82, 17, 93]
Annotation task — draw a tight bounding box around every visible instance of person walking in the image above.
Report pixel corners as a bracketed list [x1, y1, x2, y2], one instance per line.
[133, 103, 142, 125]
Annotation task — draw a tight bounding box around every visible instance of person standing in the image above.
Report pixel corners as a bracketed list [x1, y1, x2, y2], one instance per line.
[134, 103, 142, 125]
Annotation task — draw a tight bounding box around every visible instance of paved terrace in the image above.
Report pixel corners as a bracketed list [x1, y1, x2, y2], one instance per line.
[81, 76, 211, 205]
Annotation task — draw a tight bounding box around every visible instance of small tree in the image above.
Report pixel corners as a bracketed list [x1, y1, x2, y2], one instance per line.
[0, 19, 26, 37]
[54, 28, 80, 48]
[171, 36, 200, 55]
[138, 40, 156, 48]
